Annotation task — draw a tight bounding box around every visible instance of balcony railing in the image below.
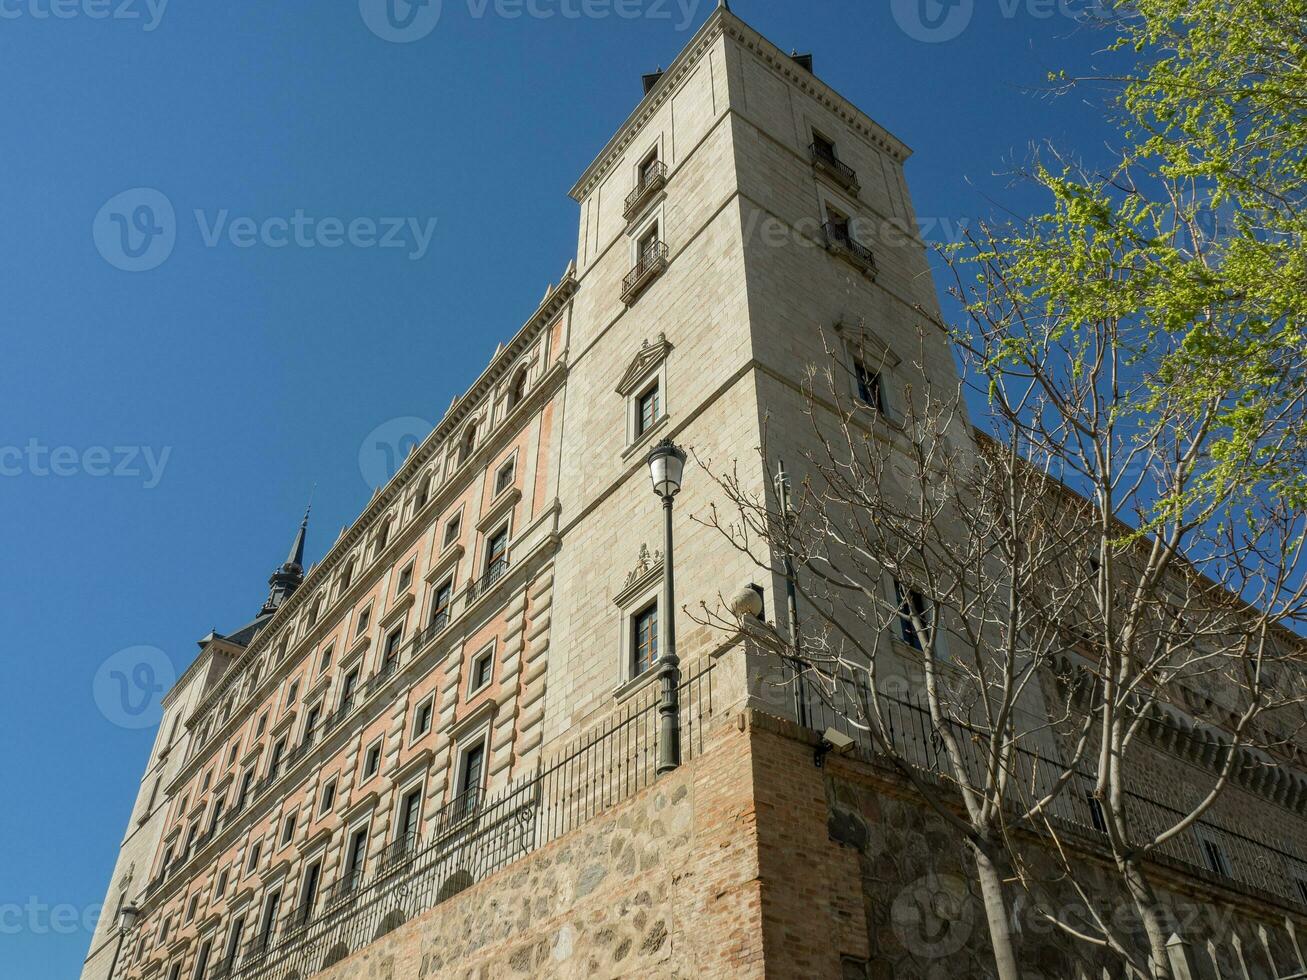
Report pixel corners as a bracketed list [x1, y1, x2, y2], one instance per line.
[822, 222, 877, 277]
[809, 141, 859, 192]
[622, 161, 668, 220]
[365, 658, 400, 697]
[378, 832, 419, 876]
[620, 241, 669, 305]
[465, 557, 509, 602]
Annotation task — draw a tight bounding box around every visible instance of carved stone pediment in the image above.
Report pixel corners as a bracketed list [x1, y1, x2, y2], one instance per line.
[615, 334, 673, 396]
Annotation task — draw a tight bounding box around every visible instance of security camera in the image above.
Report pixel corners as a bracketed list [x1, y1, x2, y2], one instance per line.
[814, 727, 856, 767]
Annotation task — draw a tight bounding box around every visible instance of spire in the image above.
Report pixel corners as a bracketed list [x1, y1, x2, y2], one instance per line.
[259, 504, 311, 617]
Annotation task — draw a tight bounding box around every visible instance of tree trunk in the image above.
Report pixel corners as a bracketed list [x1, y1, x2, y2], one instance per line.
[972, 843, 1021, 980]
[1121, 854, 1173, 979]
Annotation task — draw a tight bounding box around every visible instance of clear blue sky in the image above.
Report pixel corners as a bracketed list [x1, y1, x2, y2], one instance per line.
[0, 1, 1113, 976]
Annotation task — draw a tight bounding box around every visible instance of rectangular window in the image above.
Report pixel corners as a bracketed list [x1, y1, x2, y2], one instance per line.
[470, 647, 494, 694]
[485, 527, 509, 578]
[166, 963, 182, 980]
[227, 743, 239, 768]
[375, 521, 390, 557]
[318, 645, 333, 674]
[190, 938, 212, 980]
[362, 738, 382, 780]
[235, 771, 254, 812]
[340, 667, 359, 711]
[638, 224, 660, 267]
[185, 894, 199, 923]
[411, 697, 434, 740]
[494, 458, 515, 496]
[397, 786, 422, 851]
[319, 777, 337, 816]
[214, 869, 228, 900]
[639, 148, 659, 187]
[1200, 836, 1231, 877]
[208, 797, 225, 835]
[853, 360, 883, 410]
[255, 712, 268, 737]
[636, 382, 660, 437]
[280, 813, 296, 847]
[297, 859, 322, 926]
[1086, 794, 1108, 834]
[397, 561, 414, 593]
[459, 742, 485, 800]
[344, 825, 369, 890]
[430, 579, 453, 631]
[159, 915, 172, 943]
[268, 738, 287, 781]
[245, 841, 262, 874]
[201, 770, 211, 792]
[812, 130, 837, 163]
[825, 204, 851, 241]
[355, 604, 372, 637]
[221, 917, 243, 971]
[258, 887, 281, 948]
[1297, 878, 1307, 906]
[286, 679, 299, 706]
[894, 581, 932, 652]
[633, 602, 658, 677]
[383, 626, 404, 672]
[302, 703, 321, 747]
[443, 513, 462, 548]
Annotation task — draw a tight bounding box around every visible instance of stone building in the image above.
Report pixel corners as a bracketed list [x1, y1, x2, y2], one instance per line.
[83, 6, 1307, 979]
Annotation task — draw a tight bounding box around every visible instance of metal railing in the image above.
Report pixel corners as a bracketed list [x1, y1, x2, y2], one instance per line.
[216, 657, 716, 980]
[809, 141, 859, 190]
[465, 557, 508, 602]
[623, 161, 668, 219]
[821, 222, 877, 275]
[621, 241, 669, 304]
[804, 674, 1307, 909]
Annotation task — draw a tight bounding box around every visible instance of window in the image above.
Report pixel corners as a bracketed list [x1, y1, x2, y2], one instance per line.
[362, 739, 383, 780]
[853, 360, 883, 410]
[430, 579, 453, 631]
[458, 424, 477, 465]
[339, 559, 355, 594]
[1086, 793, 1108, 834]
[297, 858, 322, 926]
[245, 841, 262, 874]
[894, 581, 932, 652]
[185, 894, 199, 923]
[484, 527, 509, 578]
[825, 203, 851, 241]
[396, 786, 422, 851]
[1296, 878, 1307, 906]
[214, 869, 229, 900]
[268, 738, 287, 781]
[235, 770, 254, 813]
[637, 223, 660, 268]
[343, 825, 369, 890]
[166, 963, 182, 980]
[302, 703, 321, 747]
[374, 521, 390, 558]
[469, 647, 494, 694]
[494, 457, 515, 496]
[411, 697, 434, 740]
[280, 813, 296, 847]
[397, 561, 414, 594]
[355, 604, 372, 637]
[201, 770, 211, 792]
[308, 595, 322, 626]
[227, 742, 239, 768]
[319, 777, 337, 815]
[812, 130, 837, 163]
[255, 712, 268, 737]
[340, 667, 359, 711]
[221, 917, 244, 971]
[414, 475, 431, 511]
[1200, 835, 1231, 877]
[286, 679, 300, 706]
[208, 796, 225, 835]
[636, 381, 660, 437]
[638, 147, 660, 188]
[382, 626, 404, 672]
[159, 914, 173, 943]
[508, 368, 528, 410]
[190, 938, 212, 980]
[257, 887, 281, 949]
[632, 601, 658, 677]
[318, 645, 333, 674]
[459, 742, 485, 802]
[443, 513, 462, 548]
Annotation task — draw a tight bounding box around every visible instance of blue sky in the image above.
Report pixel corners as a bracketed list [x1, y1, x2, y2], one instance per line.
[0, 1, 1115, 975]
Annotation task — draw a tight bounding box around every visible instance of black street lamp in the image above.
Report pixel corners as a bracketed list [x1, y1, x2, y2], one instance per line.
[646, 437, 687, 776]
[106, 903, 139, 980]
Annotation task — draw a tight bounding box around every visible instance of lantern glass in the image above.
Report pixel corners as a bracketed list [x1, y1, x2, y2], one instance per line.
[647, 441, 686, 498]
[119, 904, 139, 933]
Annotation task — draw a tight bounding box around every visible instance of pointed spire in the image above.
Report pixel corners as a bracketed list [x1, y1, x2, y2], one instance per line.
[259, 503, 311, 617]
[285, 504, 310, 570]
[718, 0, 729, 10]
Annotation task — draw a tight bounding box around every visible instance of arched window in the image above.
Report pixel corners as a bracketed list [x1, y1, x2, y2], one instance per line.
[508, 368, 528, 411]
[458, 424, 477, 465]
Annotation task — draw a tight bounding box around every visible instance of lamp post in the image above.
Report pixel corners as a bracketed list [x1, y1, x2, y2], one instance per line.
[646, 437, 687, 776]
[106, 903, 139, 980]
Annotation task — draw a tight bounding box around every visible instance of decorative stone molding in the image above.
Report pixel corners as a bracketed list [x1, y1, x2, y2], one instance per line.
[615, 544, 663, 606]
[615, 334, 674, 397]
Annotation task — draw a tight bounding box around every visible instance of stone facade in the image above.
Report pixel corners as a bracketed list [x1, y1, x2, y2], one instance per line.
[83, 7, 1307, 980]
